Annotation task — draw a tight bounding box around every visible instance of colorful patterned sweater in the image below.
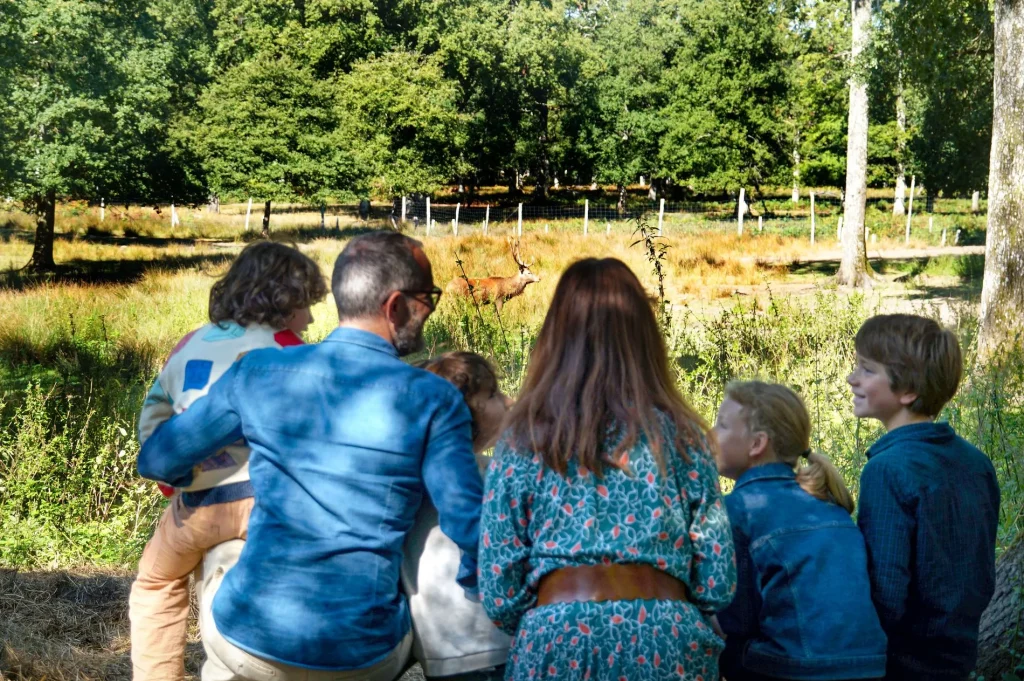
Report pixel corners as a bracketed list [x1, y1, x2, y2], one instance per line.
[138, 321, 302, 502]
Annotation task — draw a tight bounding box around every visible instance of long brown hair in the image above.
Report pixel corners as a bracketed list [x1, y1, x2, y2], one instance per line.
[724, 381, 855, 513]
[504, 258, 708, 475]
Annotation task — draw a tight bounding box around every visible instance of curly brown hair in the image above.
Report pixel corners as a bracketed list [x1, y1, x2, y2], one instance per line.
[209, 241, 328, 329]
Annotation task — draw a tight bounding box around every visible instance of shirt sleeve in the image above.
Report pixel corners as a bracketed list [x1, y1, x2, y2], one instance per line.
[137, 362, 245, 488]
[686, 443, 738, 612]
[421, 388, 483, 594]
[716, 495, 759, 641]
[479, 442, 534, 636]
[857, 457, 915, 632]
[138, 374, 175, 447]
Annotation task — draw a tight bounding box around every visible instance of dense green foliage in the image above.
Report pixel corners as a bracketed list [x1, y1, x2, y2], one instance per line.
[0, 0, 996, 210]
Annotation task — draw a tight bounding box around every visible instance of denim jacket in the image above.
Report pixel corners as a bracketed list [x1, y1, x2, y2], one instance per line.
[138, 327, 483, 671]
[718, 463, 887, 680]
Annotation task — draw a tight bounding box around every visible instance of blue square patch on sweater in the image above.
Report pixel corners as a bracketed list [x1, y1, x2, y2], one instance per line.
[182, 359, 213, 392]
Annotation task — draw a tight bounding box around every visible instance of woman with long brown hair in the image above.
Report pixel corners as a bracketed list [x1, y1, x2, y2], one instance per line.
[478, 258, 736, 681]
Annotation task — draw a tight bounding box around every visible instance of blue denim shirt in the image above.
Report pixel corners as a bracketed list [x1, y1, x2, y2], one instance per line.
[858, 422, 999, 680]
[137, 327, 483, 671]
[718, 463, 887, 680]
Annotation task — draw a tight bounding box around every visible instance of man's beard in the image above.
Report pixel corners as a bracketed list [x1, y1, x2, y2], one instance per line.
[393, 317, 425, 356]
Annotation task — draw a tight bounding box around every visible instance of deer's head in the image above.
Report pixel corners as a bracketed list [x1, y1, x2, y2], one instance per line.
[508, 237, 540, 285]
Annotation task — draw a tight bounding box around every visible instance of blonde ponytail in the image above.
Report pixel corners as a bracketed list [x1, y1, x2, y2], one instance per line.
[724, 380, 855, 514]
[797, 451, 855, 514]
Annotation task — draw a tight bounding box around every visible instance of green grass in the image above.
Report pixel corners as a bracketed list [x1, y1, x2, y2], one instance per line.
[0, 207, 1019, 569]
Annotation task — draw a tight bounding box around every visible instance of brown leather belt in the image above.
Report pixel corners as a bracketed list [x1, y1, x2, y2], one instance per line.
[536, 563, 690, 606]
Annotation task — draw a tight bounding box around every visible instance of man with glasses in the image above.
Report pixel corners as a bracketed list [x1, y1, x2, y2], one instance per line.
[138, 231, 482, 681]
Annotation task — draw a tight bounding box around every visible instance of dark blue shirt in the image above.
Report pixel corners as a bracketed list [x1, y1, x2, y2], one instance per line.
[718, 463, 887, 681]
[858, 422, 1000, 680]
[138, 328, 484, 670]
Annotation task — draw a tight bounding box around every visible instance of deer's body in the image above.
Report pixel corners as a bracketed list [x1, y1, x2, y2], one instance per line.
[448, 238, 540, 312]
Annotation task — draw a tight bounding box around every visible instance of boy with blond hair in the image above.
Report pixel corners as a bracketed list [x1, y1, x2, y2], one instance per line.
[848, 314, 1000, 680]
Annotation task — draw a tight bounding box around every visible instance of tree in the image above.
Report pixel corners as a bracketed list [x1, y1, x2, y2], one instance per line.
[977, 538, 1024, 678]
[590, 0, 674, 209]
[976, 0, 1024, 358]
[181, 53, 360, 233]
[659, 0, 790, 196]
[781, 0, 850, 194]
[336, 52, 470, 198]
[0, 0, 210, 271]
[836, 0, 874, 288]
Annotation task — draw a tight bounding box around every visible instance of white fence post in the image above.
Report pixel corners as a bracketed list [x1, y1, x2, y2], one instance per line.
[928, 217, 934, 234]
[451, 219, 457, 237]
[584, 200, 589, 236]
[972, 190, 980, 213]
[955, 228, 961, 245]
[455, 203, 461, 235]
[245, 197, 253, 231]
[401, 196, 407, 224]
[426, 197, 431, 229]
[941, 226, 947, 246]
[758, 216, 763, 232]
[100, 198, 105, 222]
[810, 192, 816, 245]
[737, 188, 745, 236]
[905, 175, 916, 242]
[545, 223, 549, 233]
[517, 203, 523, 237]
[171, 203, 180, 228]
[606, 221, 611, 236]
[658, 198, 665, 236]
[484, 205, 489, 235]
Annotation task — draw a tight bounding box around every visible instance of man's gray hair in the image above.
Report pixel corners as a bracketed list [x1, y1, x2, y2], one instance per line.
[332, 231, 429, 320]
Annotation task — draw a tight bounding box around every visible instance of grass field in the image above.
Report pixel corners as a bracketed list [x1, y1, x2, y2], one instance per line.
[0, 199, 1020, 680]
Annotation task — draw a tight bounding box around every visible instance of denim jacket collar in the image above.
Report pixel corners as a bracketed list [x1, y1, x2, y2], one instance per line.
[733, 462, 795, 491]
[866, 421, 954, 460]
[324, 326, 399, 358]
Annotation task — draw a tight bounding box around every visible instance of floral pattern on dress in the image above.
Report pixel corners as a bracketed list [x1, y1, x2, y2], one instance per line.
[479, 425, 736, 681]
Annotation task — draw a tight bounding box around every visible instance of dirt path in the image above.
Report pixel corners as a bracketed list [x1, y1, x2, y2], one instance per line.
[752, 244, 985, 265]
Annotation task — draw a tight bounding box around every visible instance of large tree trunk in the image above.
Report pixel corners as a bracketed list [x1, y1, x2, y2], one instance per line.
[977, 0, 1024, 359]
[836, 0, 874, 288]
[893, 78, 908, 217]
[261, 200, 271, 238]
[976, 538, 1024, 678]
[26, 189, 57, 272]
[617, 183, 627, 214]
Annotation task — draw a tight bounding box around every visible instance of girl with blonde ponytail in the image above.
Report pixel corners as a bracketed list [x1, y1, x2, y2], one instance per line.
[712, 381, 887, 681]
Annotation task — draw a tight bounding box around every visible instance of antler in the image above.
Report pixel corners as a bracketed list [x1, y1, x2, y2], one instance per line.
[507, 236, 531, 271]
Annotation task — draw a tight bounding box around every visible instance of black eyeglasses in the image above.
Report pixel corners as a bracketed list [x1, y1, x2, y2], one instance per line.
[399, 286, 443, 310]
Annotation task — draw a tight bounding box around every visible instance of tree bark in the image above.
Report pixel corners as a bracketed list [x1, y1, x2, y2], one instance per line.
[837, 0, 874, 288]
[977, 0, 1024, 359]
[26, 189, 57, 272]
[261, 200, 271, 238]
[893, 78, 908, 217]
[976, 538, 1024, 678]
[792, 148, 801, 204]
[617, 183, 626, 214]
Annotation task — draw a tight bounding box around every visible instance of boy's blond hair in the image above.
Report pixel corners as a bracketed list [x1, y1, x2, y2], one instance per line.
[725, 381, 855, 514]
[855, 314, 963, 417]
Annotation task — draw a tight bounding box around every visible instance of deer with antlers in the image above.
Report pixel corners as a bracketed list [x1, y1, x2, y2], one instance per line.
[448, 237, 541, 312]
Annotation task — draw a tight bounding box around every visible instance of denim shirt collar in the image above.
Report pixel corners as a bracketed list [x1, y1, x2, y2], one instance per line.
[324, 326, 399, 358]
[866, 421, 954, 460]
[733, 462, 796, 491]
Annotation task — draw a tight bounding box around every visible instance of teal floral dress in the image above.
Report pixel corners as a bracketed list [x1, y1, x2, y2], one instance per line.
[478, 425, 736, 681]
